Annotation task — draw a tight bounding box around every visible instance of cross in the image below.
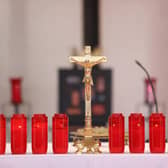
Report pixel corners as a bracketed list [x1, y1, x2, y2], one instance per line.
[69, 46, 107, 130]
[69, 46, 107, 68]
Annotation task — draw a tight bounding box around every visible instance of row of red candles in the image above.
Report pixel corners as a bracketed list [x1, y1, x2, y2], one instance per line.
[0, 112, 166, 154]
[0, 113, 68, 154]
[109, 113, 165, 153]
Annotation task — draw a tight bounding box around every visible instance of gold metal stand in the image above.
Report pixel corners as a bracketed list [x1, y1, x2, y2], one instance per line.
[69, 46, 107, 153]
[71, 127, 109, 153]
[73, 136, 101, 154]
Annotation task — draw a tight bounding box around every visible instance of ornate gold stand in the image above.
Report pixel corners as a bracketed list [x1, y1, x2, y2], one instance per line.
[71, 127, 108, 153]
[73, 136, 101, 154]
[69, 46, 107, 153]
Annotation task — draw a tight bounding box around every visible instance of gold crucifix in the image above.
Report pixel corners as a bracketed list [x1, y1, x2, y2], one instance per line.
[69, 46, 107, 130]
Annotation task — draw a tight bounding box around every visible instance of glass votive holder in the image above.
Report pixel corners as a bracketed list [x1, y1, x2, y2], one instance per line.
[52, 114, 68, 154]
[109, 113, 124, 153]
[32, 114, 48, 154]
[0, 114, 6, 154]
[129, 113, 145, 153]
[149, 113, 165, 153]
[11, 114, 27, 154]
[10, 78, 22, 104]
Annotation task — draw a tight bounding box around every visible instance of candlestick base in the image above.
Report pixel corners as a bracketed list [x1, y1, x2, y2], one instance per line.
[70, 127, 108, 153]
[73, 136, 101, 154]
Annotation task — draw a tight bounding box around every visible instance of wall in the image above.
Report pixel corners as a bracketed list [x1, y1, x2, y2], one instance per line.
[0, 0, 82, 129]
[1, 0, 168, 134]
[24, 0, 82, 126]
[0, 0, 11, 105]
[100, 0, 168, 131]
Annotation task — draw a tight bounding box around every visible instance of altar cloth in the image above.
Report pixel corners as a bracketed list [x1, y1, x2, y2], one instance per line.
[0, 143, 168, 168]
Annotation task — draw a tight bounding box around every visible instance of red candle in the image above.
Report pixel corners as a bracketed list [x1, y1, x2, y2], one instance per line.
[52, 114, 68, 154]
[10, 78, 22, 104]
[32, 114, 48, 154]
[109, 113, 124, 153]
[11, 114, 27, 154]
[0, 114, 6, 154]
[129, 113, 145, 153]
[149, 113, 165, 153]
[145, 78, 156, 105]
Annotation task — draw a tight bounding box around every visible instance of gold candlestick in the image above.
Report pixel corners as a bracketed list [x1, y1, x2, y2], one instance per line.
[69, 46, 107, 153]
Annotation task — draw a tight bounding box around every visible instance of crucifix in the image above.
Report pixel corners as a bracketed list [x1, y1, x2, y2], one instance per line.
[69, 46, 107, 131]
[69, 46, 107, 153]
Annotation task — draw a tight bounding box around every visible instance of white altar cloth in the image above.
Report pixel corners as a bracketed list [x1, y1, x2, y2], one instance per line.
[0, 143, 168, 168]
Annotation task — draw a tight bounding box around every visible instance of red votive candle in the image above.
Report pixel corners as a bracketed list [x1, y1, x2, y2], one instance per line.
[52, 114, 68, 154]
[149, 113, 165, 153]
[32, 114, 48, 154]
[11, 114, 27, 154]
[109, 113, 124, 153]
[0, 114, 6, 154]
[129, 113, 145, 153]
[10, 78, 22, 104]
[145, 78, 156, 105]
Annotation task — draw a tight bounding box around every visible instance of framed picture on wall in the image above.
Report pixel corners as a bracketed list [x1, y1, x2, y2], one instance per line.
[59, 66, 112, 129]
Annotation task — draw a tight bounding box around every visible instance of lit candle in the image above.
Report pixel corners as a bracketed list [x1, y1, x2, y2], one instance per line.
[109, 113, 124, 153]
[0, 114, 6, 154]
[149, 113, 165, 153]
[52, 114, 68, 154]
[32, 114, 48, 154]
[10, 78, 22, 104]
[11, 114, 27, 154]
[129, 113, 145, 153]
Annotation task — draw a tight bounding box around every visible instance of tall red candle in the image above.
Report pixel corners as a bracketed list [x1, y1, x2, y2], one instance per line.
[149, 113, 165, 153]
[32, 114, 48, 154]
[0, 114, 6, 154]
[10, 78, 22, 104]
[11, 114, 27, 154]
[129, 113, 145, 153]
[52, 114, 68, 154]
[109, 113, 124, 153]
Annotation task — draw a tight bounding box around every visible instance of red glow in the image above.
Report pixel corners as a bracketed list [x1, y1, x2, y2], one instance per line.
[145, 78, 156, 104]
[129, 113, 145, 153]
[11, 114, 27, 154]
[149, 113, 165, 153]
[32, 114, 48, 154]
[109, 113, 124, 153]
[0, 114, 6, 154]
[52, 114, 68, 154]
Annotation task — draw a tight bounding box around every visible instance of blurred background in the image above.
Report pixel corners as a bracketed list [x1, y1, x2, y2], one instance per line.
[0, 0, 168, 141]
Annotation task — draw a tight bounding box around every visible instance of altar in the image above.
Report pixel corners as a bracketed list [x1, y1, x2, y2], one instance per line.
[0, 143, 168, 168]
